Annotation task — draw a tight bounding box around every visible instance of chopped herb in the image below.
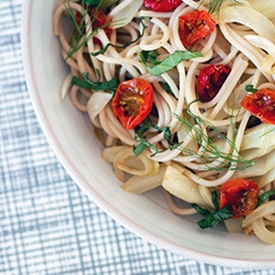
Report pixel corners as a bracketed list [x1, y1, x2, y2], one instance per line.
[211, 190, 219, 210]
[191, 203, 211, 217]
[256, 190, 275, 207]
[133, 142, 148, 156]
[197, 206, 234, 229]
[174, 101, 255, 172]
[64, 0, 112, 59]
[91, 17, 147, 56]
[71, 72, 118, 90]
[139, 50, 203, 76]
[142, 50, 160, 65]
[134, 138, 159, 157]
[133, 117, 182, 157]
[245, 84, 258, 93]
[192, 191, 235, 229]
[136, 117, 150, 137]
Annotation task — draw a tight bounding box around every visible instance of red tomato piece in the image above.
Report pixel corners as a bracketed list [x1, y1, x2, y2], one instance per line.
[197, 64, 231, 102]
[75, 7, 112, 43]
[219, 179, 258, 219]
[241, 88, 275, 124]
[144, 0, 182, 12]
[178, 10, 216, 48]
[112, 78, 154, 130]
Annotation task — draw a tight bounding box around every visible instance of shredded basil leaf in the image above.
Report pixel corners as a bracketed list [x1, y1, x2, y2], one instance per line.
[191, 203, 211, 217]
[71, 72, 118, 90]
[212, 191, 219, 211]
[197, 207, 234, 229]
[256, 190, 275, 207]
[139, 50, 203, 76]
[192, 191, 235, 229]
[133, 142, 148, 157]
[133, 117, 182, 157]
[91, 17, 147, 56]
[136, 118, 150, 136]
[245, 84, 258, 93]
[143, 50, 160, 65]
[65, 0, 111, 59]
[133, 137, 159, 157]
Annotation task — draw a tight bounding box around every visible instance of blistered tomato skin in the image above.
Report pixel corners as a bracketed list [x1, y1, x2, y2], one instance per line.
[197, 64, 231, 102]
[144, 0, 182, 12]
[219, 179, 258, 219]
[241, 88, 275, 124]
[112, 78, 154, 130]
[178, 10, 216, 48]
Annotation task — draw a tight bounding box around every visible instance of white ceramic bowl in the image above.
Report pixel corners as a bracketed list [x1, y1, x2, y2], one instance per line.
[21, 0, 275, 269]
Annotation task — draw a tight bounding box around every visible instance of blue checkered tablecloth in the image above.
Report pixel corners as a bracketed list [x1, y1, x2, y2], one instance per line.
[1, 0, 275, 274]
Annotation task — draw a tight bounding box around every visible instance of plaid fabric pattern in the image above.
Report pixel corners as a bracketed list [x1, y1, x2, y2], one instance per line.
[1, 0, 275, 274]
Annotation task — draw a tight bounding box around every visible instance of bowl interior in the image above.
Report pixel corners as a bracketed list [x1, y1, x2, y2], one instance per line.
[21, 0, 275, 269]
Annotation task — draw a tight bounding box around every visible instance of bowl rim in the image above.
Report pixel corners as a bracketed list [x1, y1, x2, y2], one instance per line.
[21, 0, 275, 269]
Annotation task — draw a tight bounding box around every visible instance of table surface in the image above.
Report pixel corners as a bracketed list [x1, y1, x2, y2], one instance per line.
[1, 0, 275, 274]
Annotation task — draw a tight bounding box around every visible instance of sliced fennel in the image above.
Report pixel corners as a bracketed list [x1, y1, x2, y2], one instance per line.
[121, 164, 166, 194]
[109, 0, 143, 29]
[87, 92, 112, 128]
[214, 123, 275, 159]
[248, 0, 275, 22]
[234, 149, 275, 178]
[220, 6, 275, 45]
[162, 166, 208, 208]
[244, 35, 275, 74]
[240, 123, 275, 155]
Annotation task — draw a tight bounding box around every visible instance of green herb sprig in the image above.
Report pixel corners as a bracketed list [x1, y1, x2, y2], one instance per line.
[192, 191, 234, 229]
[91, 17, 148, 56]
[245, 84, 258, 93]
[256, 190, 275, 207]
[133, 117, 182, 157]
[175, 101, 255, 172]
[193, 188, 275, 229]
[71, 71, 118, 91]
[64, 0, 112, 59]
[139, 50, 203, 76]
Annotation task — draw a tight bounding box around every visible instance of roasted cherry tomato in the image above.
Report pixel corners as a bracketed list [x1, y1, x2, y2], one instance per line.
[144, 0, 182, 12]
[178, 10, 216, 48]
[112, 78, 154, 130]
[241, 88, 275, 124]
[197, 64, 231, 102]
[219, 179, 258, 219]
[75, 7, 112, 43]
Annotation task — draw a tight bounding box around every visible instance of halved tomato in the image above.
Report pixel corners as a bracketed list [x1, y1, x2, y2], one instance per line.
[178, 10, 216, 47]
[219, 179, 258, 219]
[112, 78, 154, 129]
[241, 88, 275, 124]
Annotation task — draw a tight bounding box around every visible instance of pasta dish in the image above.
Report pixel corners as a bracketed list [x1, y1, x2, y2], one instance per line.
[53, 0, 275, 244]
